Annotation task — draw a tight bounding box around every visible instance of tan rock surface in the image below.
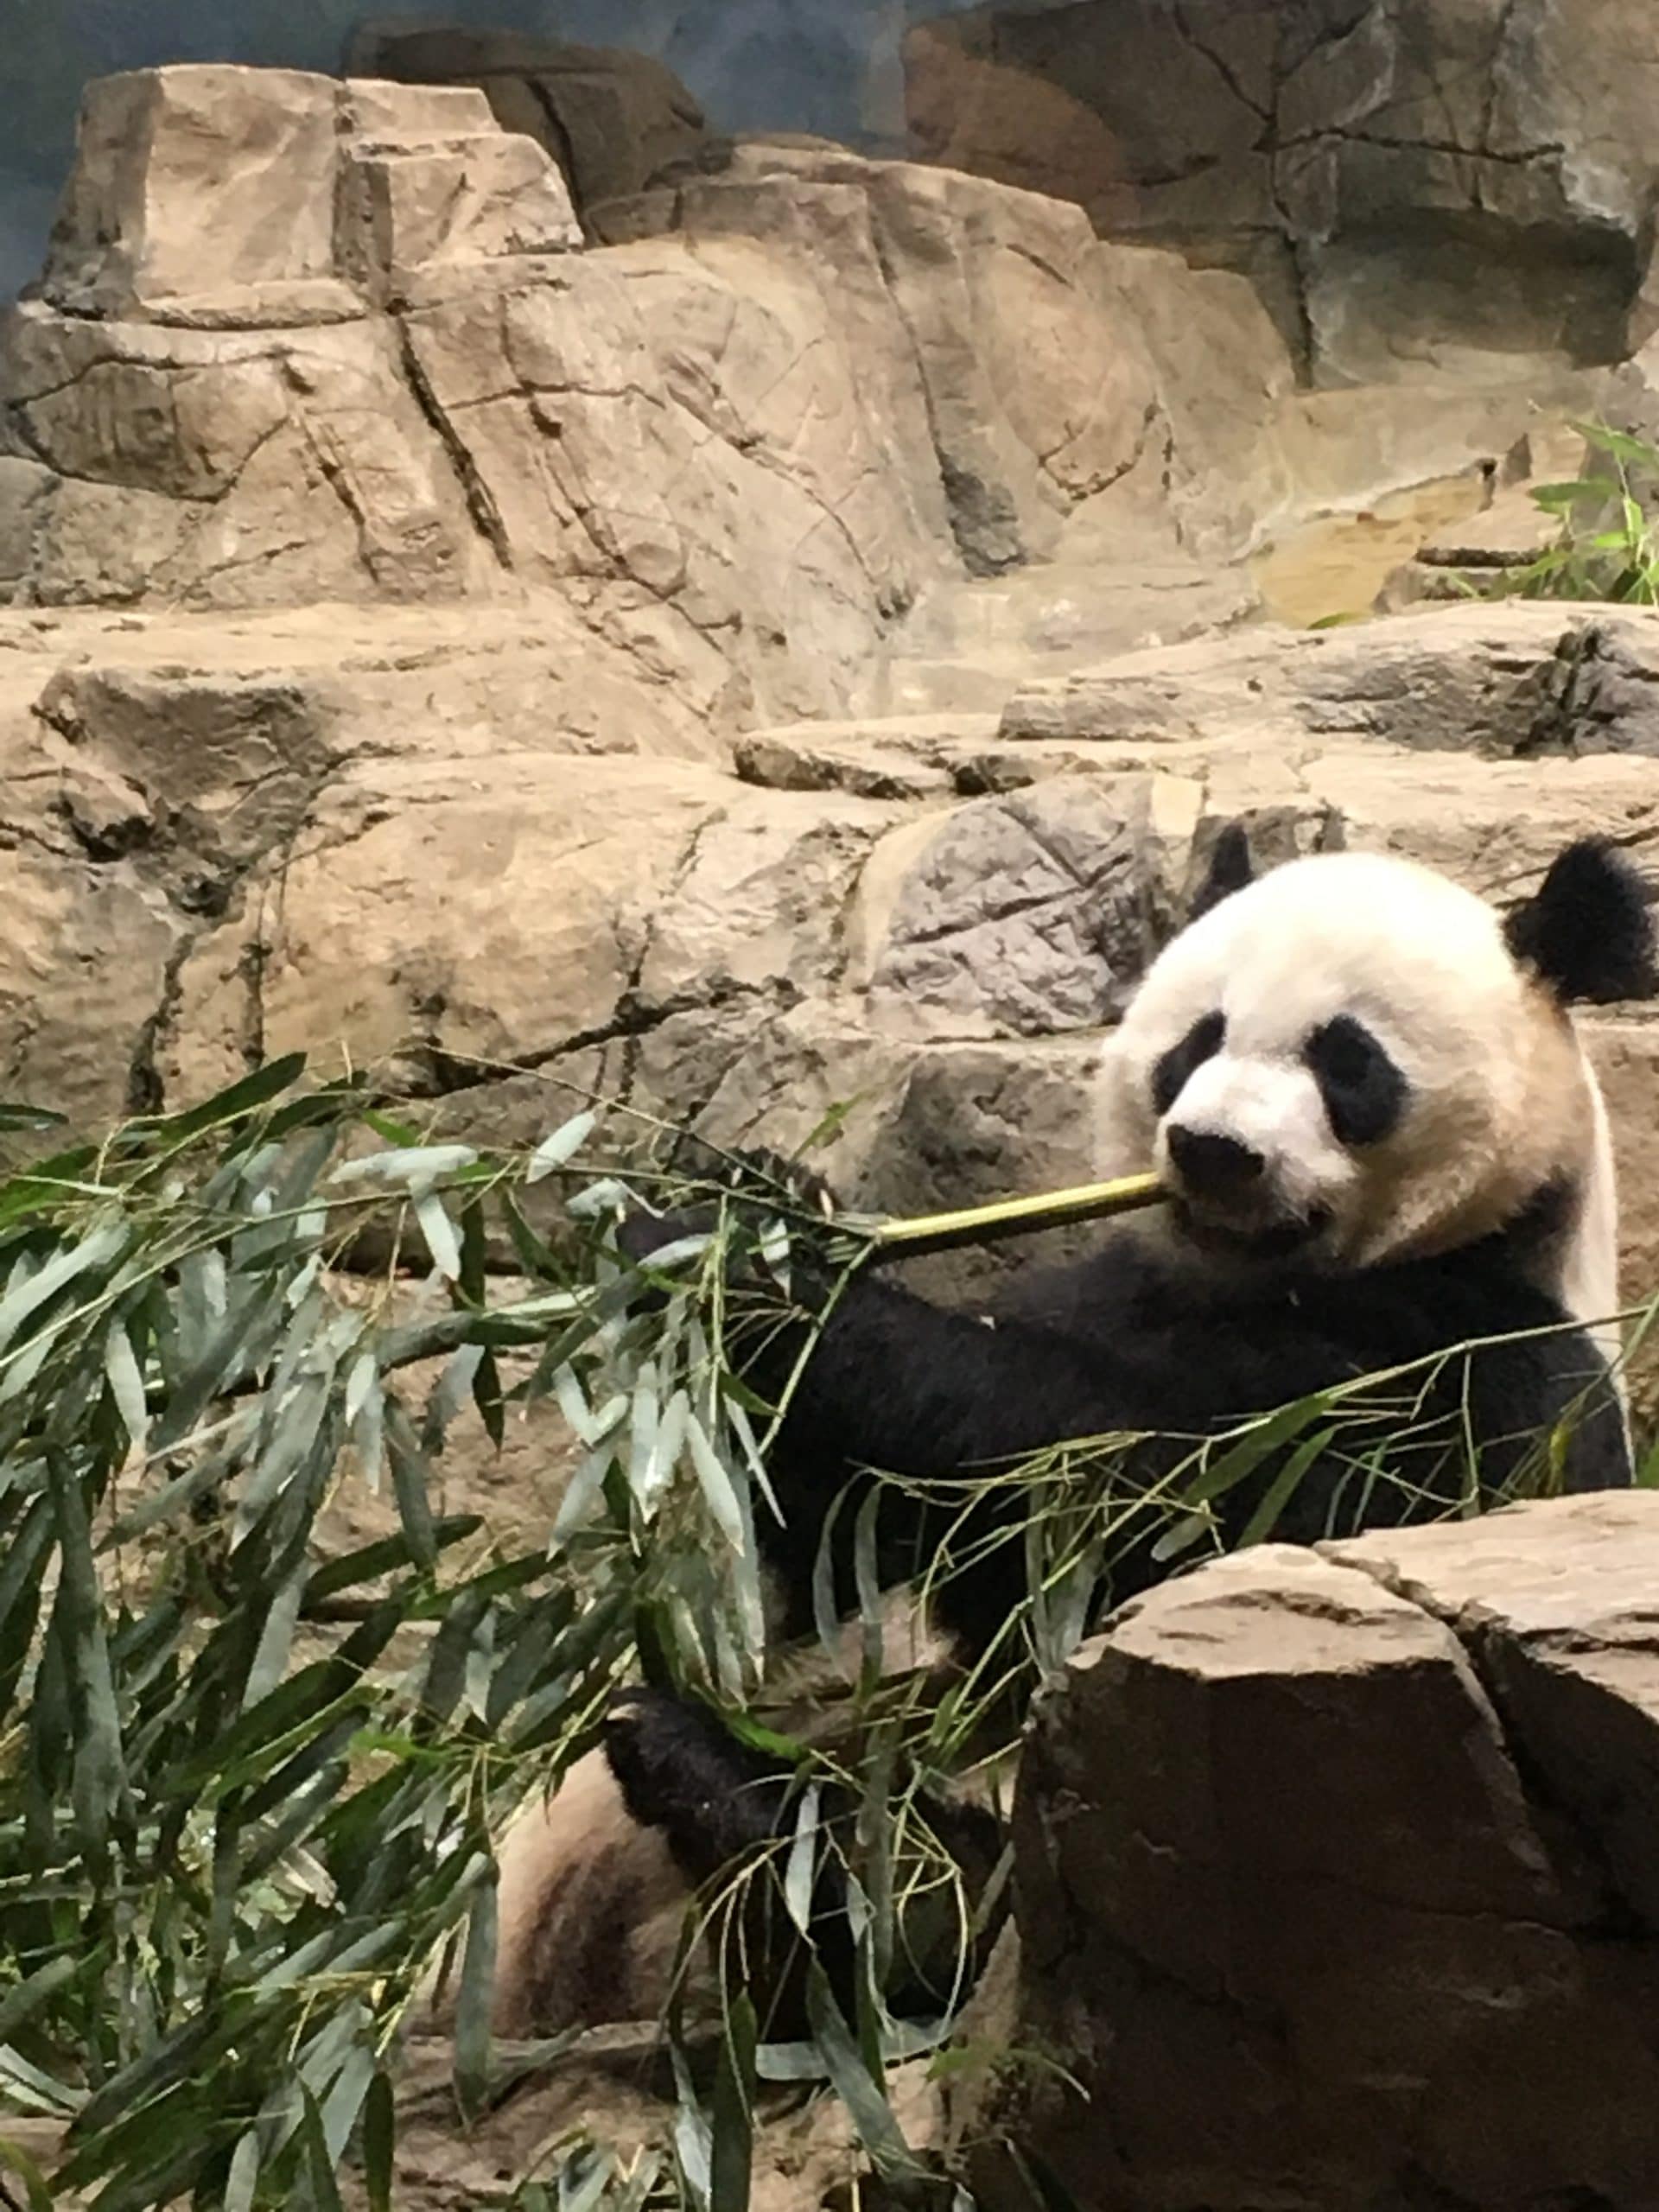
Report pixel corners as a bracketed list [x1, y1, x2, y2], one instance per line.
[3, 64, 1611, 731]
[44, 67, 347, 322]
[345, 24, 712, 219]
[905, 0, 1659, 385]
[968, 1495, 1659, 2211]
[16, 91, 1239, 723]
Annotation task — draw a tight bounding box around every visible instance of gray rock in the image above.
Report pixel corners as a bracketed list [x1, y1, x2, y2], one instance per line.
[963, 1496, 1659, 2212]
[346, 24, 711, 218]
[905, 0, 1659, 385]
[859, 775, 1166, 1040]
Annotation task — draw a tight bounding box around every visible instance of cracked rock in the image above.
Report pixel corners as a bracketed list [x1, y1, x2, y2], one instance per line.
[999, 599, 1659, 761]
[905, 0, 1659, 385]
[961, 1494, 1659, 2211]
[855, 774, 1174, 1040]
[345, 24, 712, 220]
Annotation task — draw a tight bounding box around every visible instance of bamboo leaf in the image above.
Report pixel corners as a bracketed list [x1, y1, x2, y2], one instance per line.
[103, 1320, 149, 1458]
[709, 1992, 758, 2212]
[46, 1452, 127, 1859]
[0, 1216, 126, 1357]
[527, 1110, 598, 1185]
[362, 2072, 395, 2212]
[803, 1963, 924, 2181]
[1151, 1395, 1332, 1561]
[1573, 418, 1659, 467]
[243, 1561, 309, 1709]
[1234, 1427, 1339, 1549]
[300, 2084, 346, 2212]
[626, 1360, 661, 1509]
[473, 1345, 505, 1450]
[223, 2130, 261, 2212]
[686, 1413, 747, 1550]
[330, 1144, 479, 1191]
[784, 1782, 822, 1936]
[385, 1395, 438, 1567]
[454, 1872, 499, 2121]
[155, 1051, 308, 1138]
[416, 1190, 463, 1281]
[0, 1101, 67, 1134]
[0, 1952, 83, 2044]
[0, 2134, 55, 2212]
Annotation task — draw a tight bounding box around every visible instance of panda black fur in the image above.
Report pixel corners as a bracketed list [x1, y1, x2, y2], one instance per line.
[494, 830, 1657, 2037]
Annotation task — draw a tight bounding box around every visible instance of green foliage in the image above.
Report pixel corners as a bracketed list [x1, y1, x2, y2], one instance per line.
[1491, 419, 1659, 606]
[0, 1060, 1619, 2210]
[0, 1064, 812, 2209]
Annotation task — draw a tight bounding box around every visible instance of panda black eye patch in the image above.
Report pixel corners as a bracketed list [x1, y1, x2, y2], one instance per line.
[1305, 1015, 1408, 1147]
[1151, 1010, 1225, 1116]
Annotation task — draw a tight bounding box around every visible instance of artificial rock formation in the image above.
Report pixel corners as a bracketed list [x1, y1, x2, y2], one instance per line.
[963, 1491, 1659, 2210]
[345, 23, 713, 220]
[3, 60, 1658, 1355]
[905, 0, 1659, 383]
[3, 70, 1260, 721]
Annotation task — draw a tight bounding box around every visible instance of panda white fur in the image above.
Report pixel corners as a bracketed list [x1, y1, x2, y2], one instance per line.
[471, 828, 1655, 2039]
[1099, 830, 1633, 1377]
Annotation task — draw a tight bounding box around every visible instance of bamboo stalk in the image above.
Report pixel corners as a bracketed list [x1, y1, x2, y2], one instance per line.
[851, 1169, 1166, 1263]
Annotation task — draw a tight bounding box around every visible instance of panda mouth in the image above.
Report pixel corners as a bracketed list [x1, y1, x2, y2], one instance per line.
[1172, 1200, 1331, 1262]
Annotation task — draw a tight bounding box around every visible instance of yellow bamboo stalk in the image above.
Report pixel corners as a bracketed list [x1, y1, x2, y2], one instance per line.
[852, 1169, 1166, 1263]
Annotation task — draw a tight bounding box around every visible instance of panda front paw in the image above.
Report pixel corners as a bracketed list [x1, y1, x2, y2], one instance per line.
[616, 1148, 836, 1279]
[616, 1205, 708, 1270]
[603, 1687, 787, 1880]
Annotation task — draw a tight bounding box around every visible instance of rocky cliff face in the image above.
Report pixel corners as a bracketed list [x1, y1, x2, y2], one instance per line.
[905, 0, 1659, 384]
[3, 57, 1659, 1388]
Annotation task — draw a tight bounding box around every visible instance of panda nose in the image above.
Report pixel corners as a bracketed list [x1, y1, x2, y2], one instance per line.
[1166, 1127, 1266, 1203]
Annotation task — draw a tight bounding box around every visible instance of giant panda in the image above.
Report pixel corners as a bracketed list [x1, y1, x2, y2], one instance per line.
[479, 828, 1656, 2041]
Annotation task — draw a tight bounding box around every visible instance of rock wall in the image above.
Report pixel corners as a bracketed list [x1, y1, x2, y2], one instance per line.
[2, 67, 1249, 723]
[963, 1492, 1659, 2210]
[905, 0, 1659, 384]
[2, 60, 1656, 1387]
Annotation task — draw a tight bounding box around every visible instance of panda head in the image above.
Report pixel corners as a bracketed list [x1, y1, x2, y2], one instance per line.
[1100, 829, 1656, 1287]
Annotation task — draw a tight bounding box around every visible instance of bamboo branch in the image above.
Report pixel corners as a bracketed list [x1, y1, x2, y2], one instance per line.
[851, 1170, 1166, 1263]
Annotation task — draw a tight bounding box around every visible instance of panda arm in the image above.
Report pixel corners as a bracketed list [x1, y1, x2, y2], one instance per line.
[730, 1247, 1629, 1645]
[739, 1249, 1344, 1474]
[603, 1686, 1002, 2034]
[727, 1254, 1359, 1647]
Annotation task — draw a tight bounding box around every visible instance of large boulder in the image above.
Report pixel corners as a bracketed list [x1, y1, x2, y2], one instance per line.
[3, 68, 1274, 718]
[593, 139, 1173, 577]
[965, 1493, 1659, 2211]
[345, 25, 712, 220]
[41, 67, 580, 322]
[905, 0, 1659, 384]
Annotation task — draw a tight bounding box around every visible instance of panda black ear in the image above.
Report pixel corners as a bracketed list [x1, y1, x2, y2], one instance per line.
[1187, 822, 1255, 923]
[1503, 838, 1658, 1006]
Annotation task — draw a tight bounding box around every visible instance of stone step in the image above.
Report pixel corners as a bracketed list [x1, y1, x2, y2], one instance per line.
[882, 556, 1261, 713]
